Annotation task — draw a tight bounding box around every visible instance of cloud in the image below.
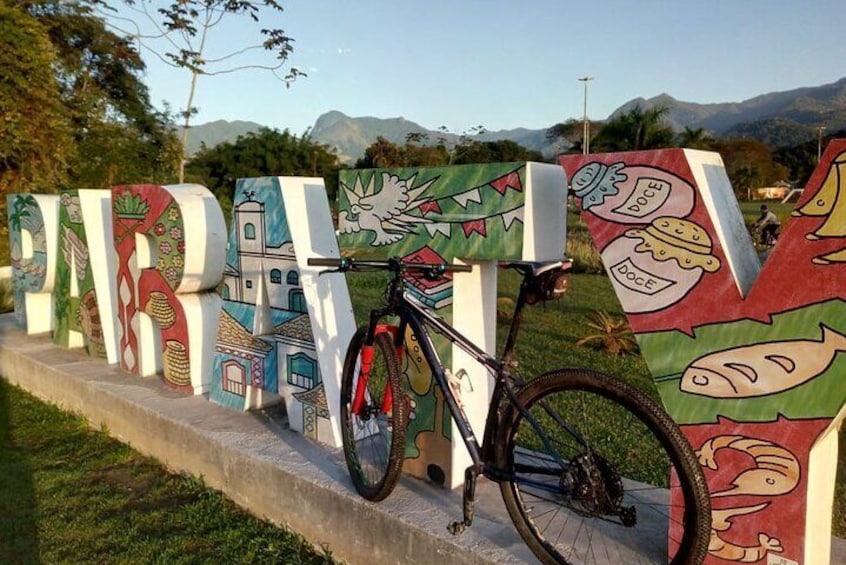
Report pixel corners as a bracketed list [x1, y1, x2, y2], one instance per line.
[337, 47, 352, 55]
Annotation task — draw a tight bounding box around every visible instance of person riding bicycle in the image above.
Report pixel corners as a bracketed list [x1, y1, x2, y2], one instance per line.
[754, 204, 780, 246]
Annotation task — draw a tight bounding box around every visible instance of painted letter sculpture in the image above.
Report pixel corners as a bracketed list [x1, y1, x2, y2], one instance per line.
[338, 162, 566, 488]
[52, 190, 120, 362]
[7, 194, 58, 334]
[111, 184, 225, 394]
[560, 145, 846, 565]
[6, 154, 843, 563]
[211, 176, 355, 446]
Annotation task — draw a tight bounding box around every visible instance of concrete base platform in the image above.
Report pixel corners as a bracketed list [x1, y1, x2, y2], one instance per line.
[0, 314, 843, 564]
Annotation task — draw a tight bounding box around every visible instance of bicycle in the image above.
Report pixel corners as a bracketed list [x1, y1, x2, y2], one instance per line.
[750, 224, 778, 253]
[308, 256, 711, 565]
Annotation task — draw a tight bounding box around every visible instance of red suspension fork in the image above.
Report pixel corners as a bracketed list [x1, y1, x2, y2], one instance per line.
[352, 324, 403, 416]
[351, 344, 375, 415]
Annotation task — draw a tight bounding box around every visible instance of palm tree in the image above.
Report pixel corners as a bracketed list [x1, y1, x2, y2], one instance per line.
[592, 105, 675, 152]
[678, 126, 713, 149]
[546, 119, 600, 155]
[8, 195, 36, 232]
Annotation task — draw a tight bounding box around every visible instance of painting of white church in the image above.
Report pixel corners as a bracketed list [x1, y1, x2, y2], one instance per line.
[210, 178, 329, 440]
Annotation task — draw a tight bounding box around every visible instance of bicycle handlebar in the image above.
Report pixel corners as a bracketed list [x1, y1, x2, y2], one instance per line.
[307, 257, 349, 267]
[307, 257, 474, 274]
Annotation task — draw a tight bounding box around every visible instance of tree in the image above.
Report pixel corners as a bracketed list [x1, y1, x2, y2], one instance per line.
[106, 0, 304, 182]
[0, 4, 74, 198]
[403, 136, 449, 167]
[677, 127, 713, 150]
[71, 120, 181, 187]
[355, 134, 541, 170]
[546, 118, 601, 155]
[186, 127, 340, 217]
[0, 1, 180, 265]
[0, 0, 177, 240]
[711, 138, 790, 200]
[405, 132, 428, 145]
[23, 0, 175, 148]
[452, 139, 543, 165]
[356, 137, 405, 168]
[355, 136, 449, 169]
[774, 128, 846, 188]
[591, 105, 675, 152]
[438, 125, 488, 164]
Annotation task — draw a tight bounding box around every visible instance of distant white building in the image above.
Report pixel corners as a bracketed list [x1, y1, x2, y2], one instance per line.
[755, 180, 791, 201]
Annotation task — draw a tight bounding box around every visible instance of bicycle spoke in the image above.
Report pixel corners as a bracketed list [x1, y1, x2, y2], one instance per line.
[341, 329, 406, 502]
[498, 370, 710, 564]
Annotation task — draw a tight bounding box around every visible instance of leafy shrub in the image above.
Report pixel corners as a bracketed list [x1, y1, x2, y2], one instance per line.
[576, 310, 638, 355]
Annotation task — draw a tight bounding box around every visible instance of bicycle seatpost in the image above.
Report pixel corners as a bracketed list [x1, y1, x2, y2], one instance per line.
[500, 275, 532, 369]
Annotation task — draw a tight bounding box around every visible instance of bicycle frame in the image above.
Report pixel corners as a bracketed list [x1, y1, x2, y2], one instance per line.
[329, 257, 712, 561]
[354, 268, 576, 484]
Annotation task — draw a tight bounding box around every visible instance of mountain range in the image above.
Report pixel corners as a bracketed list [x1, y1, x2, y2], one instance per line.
[185, 77, 846, 162]
[183, 119, 267, 156]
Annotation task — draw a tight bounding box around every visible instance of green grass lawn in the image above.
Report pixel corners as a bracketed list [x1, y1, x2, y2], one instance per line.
[739, 199, 794, 223]
[0, 379, 338, 565]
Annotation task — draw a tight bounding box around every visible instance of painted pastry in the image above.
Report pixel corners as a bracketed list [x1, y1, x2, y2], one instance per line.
[601, 217, 720, 313]
[572, 161, 695, 223]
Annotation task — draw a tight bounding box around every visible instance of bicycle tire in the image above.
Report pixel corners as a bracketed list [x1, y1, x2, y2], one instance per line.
[497, 369, 710, 565]
[340, 327, 407, 502]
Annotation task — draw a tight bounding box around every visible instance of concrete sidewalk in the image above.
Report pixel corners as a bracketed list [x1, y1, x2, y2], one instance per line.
[0, 314, 843, 564]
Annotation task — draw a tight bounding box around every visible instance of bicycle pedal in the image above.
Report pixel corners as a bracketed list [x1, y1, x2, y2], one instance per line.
[447, 520, 467, 535]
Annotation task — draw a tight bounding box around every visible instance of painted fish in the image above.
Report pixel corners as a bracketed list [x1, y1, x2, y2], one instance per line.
[711, 503, 769, 532]
[697, 435, 800, 497]
[680, 323, 846, 398]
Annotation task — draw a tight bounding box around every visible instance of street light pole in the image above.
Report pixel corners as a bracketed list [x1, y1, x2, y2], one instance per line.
[817, 126, 826, 163]
[578, 76, 593, 155]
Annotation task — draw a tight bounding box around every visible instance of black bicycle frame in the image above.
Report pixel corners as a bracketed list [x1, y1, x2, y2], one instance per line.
[366, 294, 495, 469]
[365, 279, 576, 484]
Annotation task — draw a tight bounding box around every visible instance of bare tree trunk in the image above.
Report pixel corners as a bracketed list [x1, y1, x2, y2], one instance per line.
[178, 9, 212, 184]
[178, 69, 200, 184]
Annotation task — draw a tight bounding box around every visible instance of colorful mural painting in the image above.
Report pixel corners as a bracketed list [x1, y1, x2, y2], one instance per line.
[211, 176, 354, 446]
[7, 194, 57, 334]
[211, 178, 324, 434]
[52, 190, 116, 358]
[340, 165, 534, 257]
[559, 146, 846, 565]
[111, 184, 225, 394]
[338, 162, 566, 487]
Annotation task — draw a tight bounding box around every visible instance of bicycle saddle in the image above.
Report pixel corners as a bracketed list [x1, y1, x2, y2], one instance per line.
[500, 259, 572, 278]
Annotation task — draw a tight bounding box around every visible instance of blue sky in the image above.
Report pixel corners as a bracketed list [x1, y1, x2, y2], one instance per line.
[113, 1, 846, 135]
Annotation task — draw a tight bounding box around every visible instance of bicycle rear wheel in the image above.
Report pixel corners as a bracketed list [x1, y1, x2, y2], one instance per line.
[497, 370, 710, 565]
[340, 327, 407, 501]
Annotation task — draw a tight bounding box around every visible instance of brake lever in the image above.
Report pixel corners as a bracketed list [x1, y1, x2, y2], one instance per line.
[317, 267, 345, 277]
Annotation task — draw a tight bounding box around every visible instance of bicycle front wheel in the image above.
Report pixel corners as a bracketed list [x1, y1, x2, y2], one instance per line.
[497, 370, 710, 565]
[340, 327, 407, 502]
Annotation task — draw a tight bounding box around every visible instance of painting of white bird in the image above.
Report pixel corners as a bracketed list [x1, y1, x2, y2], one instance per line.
[338, 172, 436, 246]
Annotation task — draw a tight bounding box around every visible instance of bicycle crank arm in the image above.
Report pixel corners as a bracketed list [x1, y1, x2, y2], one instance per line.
[447, 466, 480, 535]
